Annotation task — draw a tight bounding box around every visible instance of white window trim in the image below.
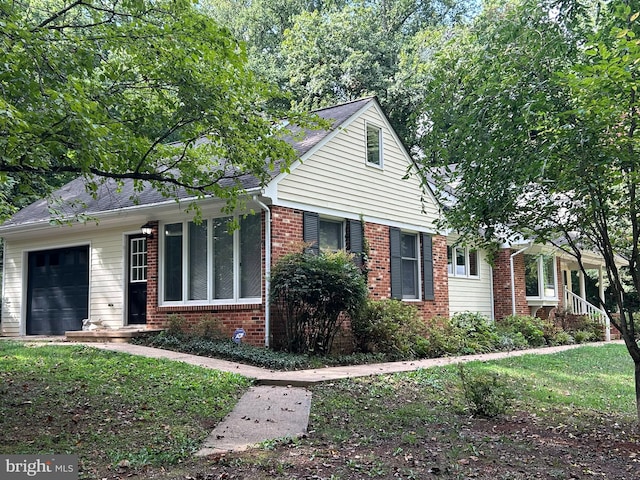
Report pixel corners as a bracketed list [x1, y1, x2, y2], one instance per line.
[129, 237, 148, 283]
[525, 254, 558, 301]
[365, 121, 383, 168]
[447, 246, 480, 279]
[159, 215, 262, 306]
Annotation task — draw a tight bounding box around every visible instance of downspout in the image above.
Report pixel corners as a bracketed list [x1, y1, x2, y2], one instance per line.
[489, 264, 495, 321]
[253, 196, 271, 348]
[510, 244, 531, 316]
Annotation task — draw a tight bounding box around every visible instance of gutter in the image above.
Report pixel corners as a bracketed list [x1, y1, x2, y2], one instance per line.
[253, 196, 272, 348]
[510, 244, 531, 316]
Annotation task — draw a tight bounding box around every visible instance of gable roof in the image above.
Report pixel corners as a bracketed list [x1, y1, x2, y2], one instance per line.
[0, 98, 377, 230]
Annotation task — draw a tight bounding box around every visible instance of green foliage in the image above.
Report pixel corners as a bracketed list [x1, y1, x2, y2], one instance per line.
[0, 0, 316, 220]
[192, 315, 226, 341]
[457, 364, 512, 418]
[449, 312, 500, 354]
[417, 0, 640, 422]
[133, 331, 386, 370]
[270, 249, 368, 355]
[166, 314, 188, 336]
[498, 315, 547, 347]
[548, 330, 575, 346]
[352, 299, 428, 359]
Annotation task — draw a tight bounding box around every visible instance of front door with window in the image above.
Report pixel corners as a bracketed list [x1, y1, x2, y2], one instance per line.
[128, 236, 147, 325]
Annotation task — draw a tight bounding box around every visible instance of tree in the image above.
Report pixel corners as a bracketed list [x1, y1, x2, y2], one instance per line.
[0, 0, 312, 220]
[199, 0, 478, 147]
[418, 0, 640, 421]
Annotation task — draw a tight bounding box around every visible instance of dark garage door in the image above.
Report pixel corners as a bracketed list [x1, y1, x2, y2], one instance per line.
[27, 246, 89, 335]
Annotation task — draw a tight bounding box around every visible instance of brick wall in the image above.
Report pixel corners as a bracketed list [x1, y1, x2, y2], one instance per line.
[144, 206, 450, 347]
[144, 217, 269, 346]
[493, 248, 529, 319]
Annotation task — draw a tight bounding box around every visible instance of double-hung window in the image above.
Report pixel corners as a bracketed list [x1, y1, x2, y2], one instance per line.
[401, 233, 419, 299]
[162, 214, 261, 304]
[319, 218, 344, 251]
[447, 246, 479, 278]
[525, 254, 557, 299]
[366, 123, 383, 167]
[390, 228, 434, 301]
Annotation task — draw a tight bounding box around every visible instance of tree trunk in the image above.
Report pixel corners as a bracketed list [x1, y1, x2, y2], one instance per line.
[636, 360, 640, 424]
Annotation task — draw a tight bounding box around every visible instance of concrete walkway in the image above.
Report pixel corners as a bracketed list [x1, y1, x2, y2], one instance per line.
[3, 338, 623, 454]
[85, 340, 621, 386]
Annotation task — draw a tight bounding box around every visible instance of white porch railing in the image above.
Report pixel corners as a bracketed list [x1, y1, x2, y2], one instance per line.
[563, 290, 611, 341]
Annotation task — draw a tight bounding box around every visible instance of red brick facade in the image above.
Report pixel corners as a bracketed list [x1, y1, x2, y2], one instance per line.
[144, 218, 268, 346]
[493, 249, 529, 319]
[143, 206, 450, 347]
[493, 249, 564, 321]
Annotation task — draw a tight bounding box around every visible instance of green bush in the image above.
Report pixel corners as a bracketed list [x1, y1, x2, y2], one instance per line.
[458, 365, 512, 418]
[192, 315, 226, 340]
[573, 329, 595, 343]
[270, 249, 368, 355]
[449, 312, 500, 354]
[166, 314, 187, 336]
[352, 299, 427, 359]
[497, 331, 529, 351]
[497, 315, 547, 347]
[548, 330, 575, 346]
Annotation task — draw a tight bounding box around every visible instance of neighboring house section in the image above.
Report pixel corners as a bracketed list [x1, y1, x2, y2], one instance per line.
[0, 97, 449, 345]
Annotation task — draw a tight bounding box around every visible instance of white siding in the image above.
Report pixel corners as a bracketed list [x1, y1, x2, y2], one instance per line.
[276, 105, 439, 229]
[1, 223, 135, 335]
[448, 249, 494, 319]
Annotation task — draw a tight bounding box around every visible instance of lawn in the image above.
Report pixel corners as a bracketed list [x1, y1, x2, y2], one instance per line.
[1, 341, 639, 479]
[0, 341, 251, 478]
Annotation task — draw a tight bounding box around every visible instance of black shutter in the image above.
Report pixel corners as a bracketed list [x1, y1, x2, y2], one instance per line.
[422, 233, 434, 300]
[303, 211, 320, 255]
[389, 227, 402, 299]
[348, 219, 363, 267]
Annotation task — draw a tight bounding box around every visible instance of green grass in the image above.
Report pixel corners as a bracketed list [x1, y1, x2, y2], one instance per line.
[0, 341, 637, 479]
[310, 344, 637, 444]
[0, 341, 251, 478]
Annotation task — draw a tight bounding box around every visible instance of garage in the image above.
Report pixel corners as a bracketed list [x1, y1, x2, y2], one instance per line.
[26, 246, 89, 335]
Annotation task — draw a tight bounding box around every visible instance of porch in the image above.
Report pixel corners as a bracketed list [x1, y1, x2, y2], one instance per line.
[559, 256, 610, 341]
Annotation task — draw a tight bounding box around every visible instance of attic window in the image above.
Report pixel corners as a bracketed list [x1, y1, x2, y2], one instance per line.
[366, 123, 383, 166]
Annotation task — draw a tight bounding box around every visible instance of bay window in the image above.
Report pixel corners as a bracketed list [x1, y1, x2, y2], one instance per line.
[162, 214, 262, 304]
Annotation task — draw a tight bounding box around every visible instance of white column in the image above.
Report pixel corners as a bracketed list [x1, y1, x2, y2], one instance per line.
[579, 271, 587, 314]
[598, 265, 610, 341]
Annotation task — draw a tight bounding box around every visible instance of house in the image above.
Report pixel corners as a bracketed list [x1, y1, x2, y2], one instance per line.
[0, 97, 609, 345]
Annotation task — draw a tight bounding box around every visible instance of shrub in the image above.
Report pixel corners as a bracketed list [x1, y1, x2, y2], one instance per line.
[421, 318, 460, 357]
[192, 315, 226, 340]
[497, 315, 547, 347]
[270, 249, 368, 355]
[352, 299, 427, 359]
[449, 312, 500, 354]
[497, 331, 529, 351]
[166, 314, 187, 336]
[573, 329, 595, 343]
[548, 330, 575, 346]
[458, 365, 512, 418]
